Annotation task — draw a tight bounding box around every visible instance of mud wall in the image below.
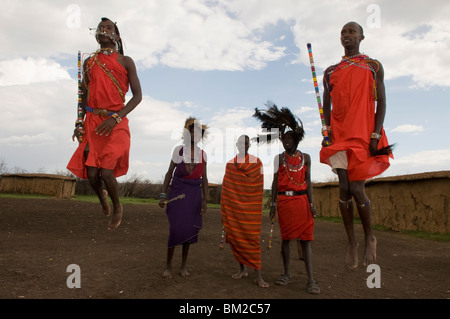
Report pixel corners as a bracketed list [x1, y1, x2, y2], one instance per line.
[0, 173, 76, 199]
[313, 171, 450, 234]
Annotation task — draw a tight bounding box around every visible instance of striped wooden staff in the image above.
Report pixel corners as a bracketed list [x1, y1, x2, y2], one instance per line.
[74, 50, 84, 142]
[307, 43, 330, 145]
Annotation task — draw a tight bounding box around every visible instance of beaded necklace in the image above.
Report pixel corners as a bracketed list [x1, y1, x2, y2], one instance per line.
[336, 55, 375, 74]
[326, 54, 378, 99]
[84, 49, 125, 103]
[282, 151, 306, 187]
[99, 48, 118, 56]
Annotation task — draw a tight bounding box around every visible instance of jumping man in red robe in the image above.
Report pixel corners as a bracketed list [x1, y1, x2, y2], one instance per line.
[67, 18, 142, 230]
[320, 22, 393, 268]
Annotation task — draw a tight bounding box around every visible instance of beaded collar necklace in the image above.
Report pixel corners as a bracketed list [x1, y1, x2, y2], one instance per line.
[282, 151, 306, 187]
[343, 54, 364, 60]
[329, 54, 375, 75]
[282, 150, 304, 172]
[99, 48, 118, 56]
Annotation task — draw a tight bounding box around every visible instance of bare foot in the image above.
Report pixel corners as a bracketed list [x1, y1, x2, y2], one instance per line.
[255, 271, 269, 288]
[363, 235, 377, 266]
[346, 242, 359, 269]
[180, 267, 190, 277]
[108, 204, 123, 230]
[162, 268, 173, 279]
[232, 270, 248, 279]
[100, 190, 111, 216]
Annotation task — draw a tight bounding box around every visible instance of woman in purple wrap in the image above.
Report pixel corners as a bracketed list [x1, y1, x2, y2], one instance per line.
[159, 117, 208, 278]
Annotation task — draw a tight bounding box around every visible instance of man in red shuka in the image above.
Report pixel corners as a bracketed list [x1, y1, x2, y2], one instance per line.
[68, 17, 142, 230]
[320, 21, 393, 268]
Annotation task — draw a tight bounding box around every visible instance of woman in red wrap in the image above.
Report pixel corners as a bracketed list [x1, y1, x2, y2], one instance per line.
[254, 103, 320, 295]
[67, 17, 142, 230]
[320, 22, 393, 268]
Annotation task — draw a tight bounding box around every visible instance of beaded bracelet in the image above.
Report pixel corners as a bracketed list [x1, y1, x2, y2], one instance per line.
[370, 132, 381, 140]
[75, 119, 84, 126]
[111, 113, 122, 124]
[321, 125, 331, 134]
[160, 193, 167, 199]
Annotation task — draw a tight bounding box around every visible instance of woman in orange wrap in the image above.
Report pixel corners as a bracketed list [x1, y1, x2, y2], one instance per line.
[320, 22, 393, 268]
[254, 103, 320, 295]
[67, 18, 142, 230]
[221, 135, 269, 288]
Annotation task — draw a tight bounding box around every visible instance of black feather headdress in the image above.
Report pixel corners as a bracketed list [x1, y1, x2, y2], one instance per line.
[253, 101, 304, 145]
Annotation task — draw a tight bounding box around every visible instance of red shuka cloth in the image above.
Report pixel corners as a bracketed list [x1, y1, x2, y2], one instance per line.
[67, 52, 130, 179]
[277, 151, 314, 241]
[319, 55, 393, 182]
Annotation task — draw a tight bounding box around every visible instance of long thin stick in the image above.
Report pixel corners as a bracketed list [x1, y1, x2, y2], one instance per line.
[307, 43, 330, 145]
[267, 218, 274, 250]
[219, 226, 225, 250]
[165, 193, 185, 204]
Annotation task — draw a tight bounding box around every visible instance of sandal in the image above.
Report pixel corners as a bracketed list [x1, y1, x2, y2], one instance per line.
[275, 274, 292, 286]
[307, 281, 321, 295]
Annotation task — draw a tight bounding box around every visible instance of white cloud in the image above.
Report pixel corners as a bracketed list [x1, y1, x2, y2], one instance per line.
[0, 58, 71, 86]
[389, 149, 450, 170]
[297, 106, 315, 114]
[131, 96, 189, 139]
[1, 81, 75, 137]
[0, 133, 54, 146]
[2, 0, 449, 87]
[391, 124, 424, 133]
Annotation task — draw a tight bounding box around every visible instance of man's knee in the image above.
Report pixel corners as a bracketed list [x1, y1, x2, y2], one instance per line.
[100, 169, 116, 183]
[349, 182, 368, 204]
[339, 184, 351, 200]
[86, 168, 99, 182]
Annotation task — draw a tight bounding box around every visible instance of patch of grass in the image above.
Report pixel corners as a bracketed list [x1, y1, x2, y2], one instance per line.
[316, 215, 450, 242]
[0, 193, 52, 199]
[72, 195, 224, 209]
[71, 195, 159, 205]
[399, 230, 450, 242]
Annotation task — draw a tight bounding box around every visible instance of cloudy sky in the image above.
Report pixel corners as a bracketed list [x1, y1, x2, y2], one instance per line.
[1, 0, 449, 188]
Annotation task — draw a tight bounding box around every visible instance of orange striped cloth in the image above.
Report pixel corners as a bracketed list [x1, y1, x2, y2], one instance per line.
[220, 154, 264, 270]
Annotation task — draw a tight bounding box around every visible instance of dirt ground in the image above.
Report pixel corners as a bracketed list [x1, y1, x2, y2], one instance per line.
[0, 197, 449, 304]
